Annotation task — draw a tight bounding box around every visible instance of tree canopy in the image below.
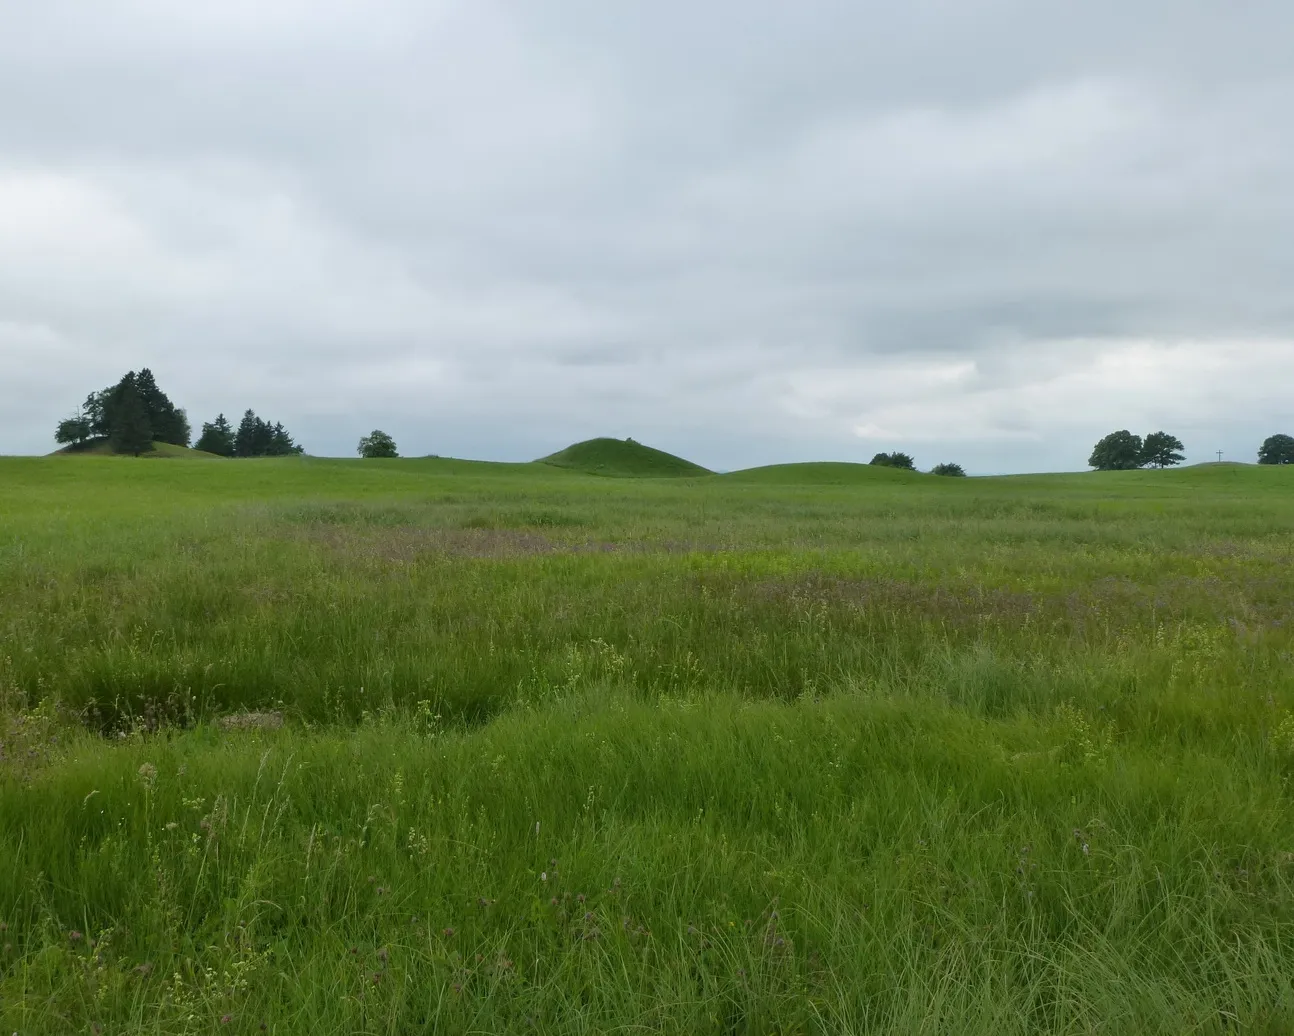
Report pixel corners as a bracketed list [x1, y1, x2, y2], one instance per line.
[59, 369, 188, 454]
[133, 368, 190, 446]
[358, 430, 398, 458]
[1089, 429, 1186, 470]
[192, 410, 301, 457]
[53, 373, 312, 459]
[54, 415, 93, 447]
[194, 414, 236, 457]
[1141, 431, 1185, 469]
[1089, 430, 1145, 470]
[108, 377, 153, 456]
[231, 410, 303, 457]
[870, 451, 915, 470]
[1258, 434, 1294, 465]
[931, 462, 966, 477]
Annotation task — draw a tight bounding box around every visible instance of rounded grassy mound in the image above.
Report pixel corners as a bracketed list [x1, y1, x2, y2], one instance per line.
[538, 438, 711, 478]
[720, 461, 928, 485]
[52, 439, 224, 459]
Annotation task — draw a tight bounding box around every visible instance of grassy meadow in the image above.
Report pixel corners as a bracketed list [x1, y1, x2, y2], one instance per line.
[1, 450, 1293, 1033]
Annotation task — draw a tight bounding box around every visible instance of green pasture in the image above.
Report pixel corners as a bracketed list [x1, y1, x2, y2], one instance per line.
[0, 453, 1292, 1033]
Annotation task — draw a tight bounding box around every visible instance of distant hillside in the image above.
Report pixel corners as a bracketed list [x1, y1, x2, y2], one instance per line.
[538, 438, 711, 477]
[52, 439, 224, 459]
[721, 461, 927, 485]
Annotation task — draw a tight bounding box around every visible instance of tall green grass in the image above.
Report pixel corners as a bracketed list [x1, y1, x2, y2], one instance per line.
[1, 456, 1293, 1032]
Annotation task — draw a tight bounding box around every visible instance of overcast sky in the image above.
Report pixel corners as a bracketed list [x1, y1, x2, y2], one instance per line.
[2, 1, 1291, 471]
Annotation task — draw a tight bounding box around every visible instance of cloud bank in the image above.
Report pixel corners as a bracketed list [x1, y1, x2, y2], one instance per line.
[2, 1, 1291, 470]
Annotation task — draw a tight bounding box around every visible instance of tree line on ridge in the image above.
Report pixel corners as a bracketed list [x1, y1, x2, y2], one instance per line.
[54, 371, 302, 457]
[51, 370, 1294, 469]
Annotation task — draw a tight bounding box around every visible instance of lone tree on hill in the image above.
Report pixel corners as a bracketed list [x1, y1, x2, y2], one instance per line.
[358, 430, 398, 458]
[870, 451, 915, 470]
[931, 462, 966, 477]
[1089, 430, 1144, 470]
[1258, 434, 1294, 465]
[1140, 431, 1185, 468]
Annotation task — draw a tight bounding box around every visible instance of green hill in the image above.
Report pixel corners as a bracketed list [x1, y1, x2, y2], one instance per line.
[538, 438, 711, 478]
[720, 461, 928, 485]
[52, 439, 224, 459]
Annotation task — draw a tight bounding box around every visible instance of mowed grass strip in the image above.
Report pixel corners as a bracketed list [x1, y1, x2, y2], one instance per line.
[1, 455, 1293, 1032]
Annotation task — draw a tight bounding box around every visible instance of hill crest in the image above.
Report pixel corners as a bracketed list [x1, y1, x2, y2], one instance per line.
[721, 461, 927, 484]
[51, 439, 223, 459]
[538, 438, 711, 478]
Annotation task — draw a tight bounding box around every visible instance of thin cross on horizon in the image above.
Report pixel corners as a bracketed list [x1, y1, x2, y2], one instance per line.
[1216, 450, 1224, 463]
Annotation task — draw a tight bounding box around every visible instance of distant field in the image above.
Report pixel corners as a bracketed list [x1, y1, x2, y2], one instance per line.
[2, 454, 1293, 1034]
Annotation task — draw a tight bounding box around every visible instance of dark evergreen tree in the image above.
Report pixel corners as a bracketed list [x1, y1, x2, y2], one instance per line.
[1258, 434, 1294, 465]
[231, 410, 302, 457]
[93, 379, 129, 440]
[194, 414, 236, 456]
[234, 410, 261, 457]
[134, 368, 190, 446]
[267, 422, 303, 456]
[1089, 430, 1144, 470]
[108, 377, 153, 456]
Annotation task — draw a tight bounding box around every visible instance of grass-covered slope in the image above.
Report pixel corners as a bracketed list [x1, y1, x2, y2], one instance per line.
[538, 437, 711, 477]
[2, 458, 1294, 1032]
[52, 438, 223, 459]
[721, 460, 928, 484]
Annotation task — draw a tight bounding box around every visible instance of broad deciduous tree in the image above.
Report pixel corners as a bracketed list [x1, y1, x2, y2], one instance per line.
[358, 430, 399, 458]
[1140, 431, 1185, 468]
[870, 451, 915, 470]
[1089, 430, 1144, 470]
[1258, 434, 1294, 465]
[54, 415, 93, 447]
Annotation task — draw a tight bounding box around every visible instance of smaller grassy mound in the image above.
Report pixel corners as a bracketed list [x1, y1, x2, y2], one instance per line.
[721, 461, 927, 485]
[539, 437, 711, 478]
[52, 439, 224, 459]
